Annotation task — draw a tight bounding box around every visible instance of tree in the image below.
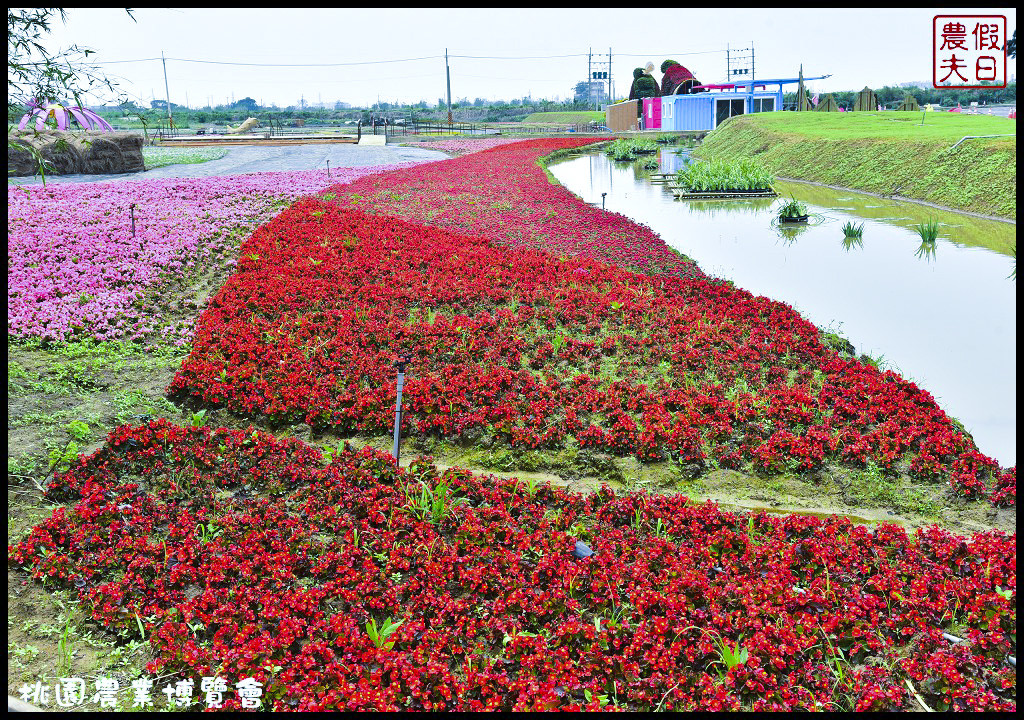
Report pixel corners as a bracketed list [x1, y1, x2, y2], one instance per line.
[8, 8, 137, 183]
[234, 96, 258, 114]
[8, 8, 136, 114]
[1008, 30, 1016, 60]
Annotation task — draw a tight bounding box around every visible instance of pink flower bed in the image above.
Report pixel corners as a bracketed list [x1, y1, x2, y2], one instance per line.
[411, 137, 529, 156]
[7, 165, 420, 345]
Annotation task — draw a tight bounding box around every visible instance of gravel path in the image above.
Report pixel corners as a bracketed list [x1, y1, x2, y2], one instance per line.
[9, 143, 449, 186]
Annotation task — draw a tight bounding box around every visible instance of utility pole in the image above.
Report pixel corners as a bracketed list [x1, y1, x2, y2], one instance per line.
[445, 48, 453, 125]
[161, 51, 173, 126]
[588, 48, 593, 109]
[608, 47, 612, 106]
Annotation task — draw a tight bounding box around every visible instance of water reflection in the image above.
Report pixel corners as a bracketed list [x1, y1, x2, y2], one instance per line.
[682, 196, 777, 217]
[657, 146, 692, 174]
[775, 223, 810, 244]
[841, 235, 864, 252]
[775, 180, 1014, 257]
[914, 241, 938, 262]
[549, 151, 1016, 465]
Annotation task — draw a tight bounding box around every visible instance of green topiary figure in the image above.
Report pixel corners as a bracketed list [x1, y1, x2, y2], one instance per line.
[635, 75, 660, 99]
[628, 68, 645, 100]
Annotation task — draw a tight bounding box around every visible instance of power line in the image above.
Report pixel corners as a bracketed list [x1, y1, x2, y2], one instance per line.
[88, 49, 727, 68]
[449, 53, 586, 59]
[615, 49, 728, 56]
[91, 55, 443, 67]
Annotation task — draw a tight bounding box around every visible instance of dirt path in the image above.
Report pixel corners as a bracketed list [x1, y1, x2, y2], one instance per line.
[7, 143, 448, 186]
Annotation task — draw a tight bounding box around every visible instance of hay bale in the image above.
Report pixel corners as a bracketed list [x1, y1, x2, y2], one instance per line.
[8, 129, 144, 176]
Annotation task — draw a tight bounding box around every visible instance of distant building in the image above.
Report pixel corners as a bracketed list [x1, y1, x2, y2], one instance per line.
[614, 74, 831, 133]
[574, 80, 608, 106]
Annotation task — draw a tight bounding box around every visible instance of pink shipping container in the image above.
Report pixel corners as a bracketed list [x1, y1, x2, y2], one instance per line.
[643, 97, 662, 130]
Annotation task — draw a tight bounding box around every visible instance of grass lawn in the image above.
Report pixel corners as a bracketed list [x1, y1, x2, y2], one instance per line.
[696, 112, 1016, 219]
[522, 111, 607, 124]
[745, 110, 1016, 141]
[142, 146, 228, 169]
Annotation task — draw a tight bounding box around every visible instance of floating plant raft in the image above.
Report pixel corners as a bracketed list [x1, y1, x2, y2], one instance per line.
[668, 184, 778, 200]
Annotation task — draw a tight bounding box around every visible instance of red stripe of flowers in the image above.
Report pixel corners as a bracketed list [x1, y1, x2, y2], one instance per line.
[8, 421, 1015, 711]
[168, 200, 1011, 506]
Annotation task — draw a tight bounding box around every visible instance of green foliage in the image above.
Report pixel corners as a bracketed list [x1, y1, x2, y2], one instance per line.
[696, 112, 1016, 219]
[404, 476, 468, 525]
[365, 617, 404, 650]
[7, 9, 135, 114]
[913, 218, 941, 243]
[521, 111, 606, 124]
[66, 419, 90, 441]
[676, 159, 775, 192]
[606, 137, 660, 161]
[141, 146, 227, 169]
[634, 75, 660, 99]
[777, 196, 809, 219]
[841, 221, 864, 238]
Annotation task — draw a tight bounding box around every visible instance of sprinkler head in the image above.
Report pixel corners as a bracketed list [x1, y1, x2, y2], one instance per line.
[393, 352, 413, 372]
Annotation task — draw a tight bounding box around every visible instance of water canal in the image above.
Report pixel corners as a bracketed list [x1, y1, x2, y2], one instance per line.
[549, 148, 1016, 466]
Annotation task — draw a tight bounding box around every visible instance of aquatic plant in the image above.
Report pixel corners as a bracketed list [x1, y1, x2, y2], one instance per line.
[841, 235, 864, 251]
[914, 219, 941, 243]
[606, 137, 660, 161]
[915, 241, 938, 262]
[841, 221, 864, 238]
[777, 196, 809, 220]
[675, 159, 774, 193]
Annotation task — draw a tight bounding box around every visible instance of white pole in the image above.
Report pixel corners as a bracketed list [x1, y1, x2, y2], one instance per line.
[161, 51, 172, 126]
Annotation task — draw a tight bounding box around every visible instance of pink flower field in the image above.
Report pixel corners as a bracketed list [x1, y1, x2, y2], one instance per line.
[7, 165, 420, 345]
[410, 137, 530, 156]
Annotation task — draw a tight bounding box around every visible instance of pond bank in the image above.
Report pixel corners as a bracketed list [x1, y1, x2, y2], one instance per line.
[776, 175, 1016, 226]
[694, 113, 1016, 220]
[548, 150, 1016, 467]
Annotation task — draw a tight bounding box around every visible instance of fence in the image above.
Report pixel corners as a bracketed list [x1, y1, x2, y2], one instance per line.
[146, 116, 615, 139]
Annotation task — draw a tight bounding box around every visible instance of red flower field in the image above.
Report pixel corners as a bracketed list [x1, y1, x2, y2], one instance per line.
[168, 199, 1008, 504]
[332, 138, 700, 278]
[8, 138, 1016, 711]
[9, 421, 1016, 711]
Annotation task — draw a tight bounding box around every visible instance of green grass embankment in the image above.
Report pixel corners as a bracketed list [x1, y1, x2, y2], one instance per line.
[695, 112, 1016, 219]
[522, 111, 607, 124]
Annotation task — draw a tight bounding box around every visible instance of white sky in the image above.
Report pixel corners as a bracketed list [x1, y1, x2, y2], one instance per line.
[29, 8, 1019, 109]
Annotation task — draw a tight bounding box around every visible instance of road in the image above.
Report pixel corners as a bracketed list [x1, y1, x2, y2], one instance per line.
[8, 142, 448, 186]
